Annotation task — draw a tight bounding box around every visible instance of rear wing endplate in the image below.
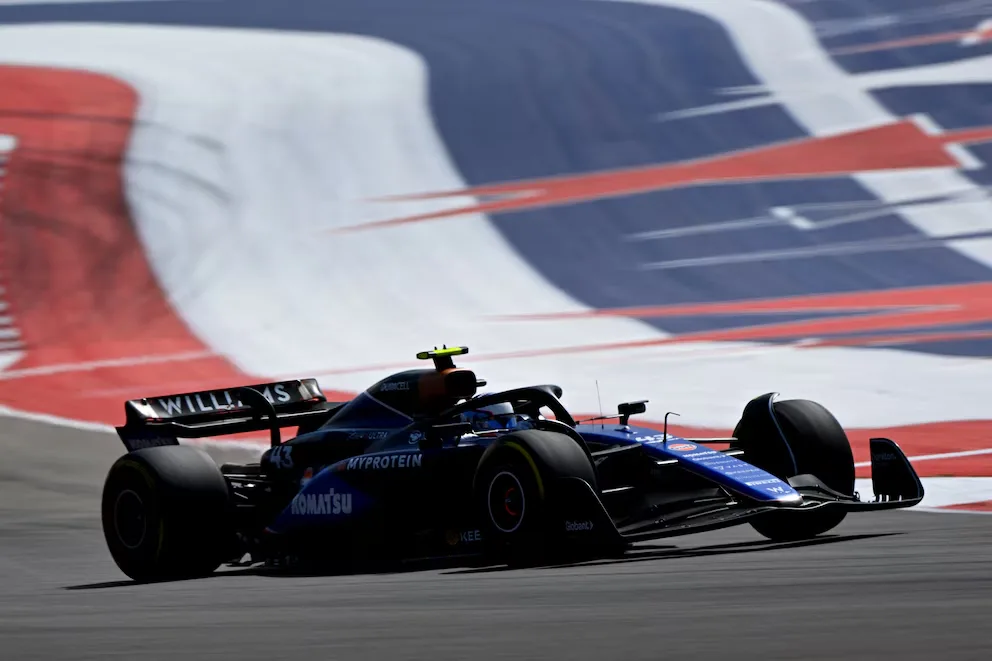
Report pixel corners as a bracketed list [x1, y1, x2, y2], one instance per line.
[115, 379, 344, 452]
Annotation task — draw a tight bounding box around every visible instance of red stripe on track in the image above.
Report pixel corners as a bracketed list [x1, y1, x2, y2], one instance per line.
[937, 500, 992, 512]
[339, 118, 992, 232]
[0, 66, 251, 425]
[829, 30, 973, 55]
[0, 66, 352, 429]
[493, 283, 992, 350]
[0, 66, 208, 367]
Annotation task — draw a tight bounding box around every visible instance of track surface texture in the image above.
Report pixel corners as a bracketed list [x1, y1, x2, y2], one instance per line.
[3, 417, 991, 661]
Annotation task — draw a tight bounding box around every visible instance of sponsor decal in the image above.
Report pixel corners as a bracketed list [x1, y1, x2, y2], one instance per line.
[684, 451, 723, 460]
[766, 486, 789, 494]
[745, 478, 782, 486]
[379, 381, 411, 392]
[348, 430, 389, 441]
[123, 433, 177, 451]
[290, 488, 352, 516]
[409, 430, 425, 445]
[447, 529, 482, 545]
[149, 382, 298, 418]
[635, 434, 697, 448]
[345, 453, 423, 471]
[667, 443, 697, 452]
[700, 459, 736, 467]
[269, 445, 294, 469]
[565, 520, 595, 532]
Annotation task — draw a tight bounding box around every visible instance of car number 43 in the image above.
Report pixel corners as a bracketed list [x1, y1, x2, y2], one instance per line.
[270, 445, 294, 469]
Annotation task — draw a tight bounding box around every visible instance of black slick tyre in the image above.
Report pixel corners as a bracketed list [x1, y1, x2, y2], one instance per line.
[101, 445, 233, 581]
[472, 429, 597, 565]
[732, 397, 855, 542]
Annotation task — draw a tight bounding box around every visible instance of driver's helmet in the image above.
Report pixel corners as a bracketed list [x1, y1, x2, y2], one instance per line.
[460, 397, 531, 432]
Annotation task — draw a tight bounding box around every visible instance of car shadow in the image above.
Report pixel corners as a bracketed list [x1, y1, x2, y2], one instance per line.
[64, 531, 901, 589]
[63, 568, 262, 590]
[441, 531, 904, 575]
[64, 556, 481, 590]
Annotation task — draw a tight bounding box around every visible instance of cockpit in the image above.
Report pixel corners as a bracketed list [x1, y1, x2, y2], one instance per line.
[309, 346, 571, 452]
[458, 400, 536, 434]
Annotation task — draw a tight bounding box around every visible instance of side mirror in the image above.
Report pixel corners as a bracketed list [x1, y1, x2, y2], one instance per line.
[618, 400, 648, 425]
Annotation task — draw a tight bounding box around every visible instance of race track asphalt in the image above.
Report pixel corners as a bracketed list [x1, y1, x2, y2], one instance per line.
[2, 416, 991, 661]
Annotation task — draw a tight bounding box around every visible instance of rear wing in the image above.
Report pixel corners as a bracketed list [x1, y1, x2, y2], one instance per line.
[115, 378, 345, 452]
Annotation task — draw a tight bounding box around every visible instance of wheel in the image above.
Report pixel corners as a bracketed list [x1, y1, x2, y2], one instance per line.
[472, 429, 598, 565]
[731, 396, 855, 542]
[101, 445, 234, 581]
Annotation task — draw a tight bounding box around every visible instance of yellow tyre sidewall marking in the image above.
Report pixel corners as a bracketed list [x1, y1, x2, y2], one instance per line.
[504, 441, 545, 500]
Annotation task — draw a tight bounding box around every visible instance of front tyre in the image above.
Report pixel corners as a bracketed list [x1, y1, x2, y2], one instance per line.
[732, 396, 855, 542]
[101, 445, 234, 581]
[473, 429, 598, 565]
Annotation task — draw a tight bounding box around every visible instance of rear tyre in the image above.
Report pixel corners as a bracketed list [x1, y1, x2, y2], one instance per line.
[732, 396, 855, 542]
[101, 445, 233, 581]
[473, 429, 598, 565]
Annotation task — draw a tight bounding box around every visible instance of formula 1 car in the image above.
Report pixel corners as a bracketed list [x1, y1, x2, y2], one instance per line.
[101, 346, 924, 580]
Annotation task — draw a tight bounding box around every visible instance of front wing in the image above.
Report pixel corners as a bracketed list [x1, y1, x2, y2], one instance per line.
[556, 437, 924, 546]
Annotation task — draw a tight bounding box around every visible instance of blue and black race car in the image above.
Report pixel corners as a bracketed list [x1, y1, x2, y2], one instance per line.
[101, 346, 924, 580]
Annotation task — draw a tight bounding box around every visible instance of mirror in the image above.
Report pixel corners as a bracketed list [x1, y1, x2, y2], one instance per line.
[617, 400, 648, 425]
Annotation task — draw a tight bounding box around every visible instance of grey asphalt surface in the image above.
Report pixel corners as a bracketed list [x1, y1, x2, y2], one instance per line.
[2, 416, 991, 661]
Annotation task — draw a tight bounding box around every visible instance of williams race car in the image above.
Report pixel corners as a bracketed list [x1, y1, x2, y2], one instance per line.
[101, 346, 924, 580]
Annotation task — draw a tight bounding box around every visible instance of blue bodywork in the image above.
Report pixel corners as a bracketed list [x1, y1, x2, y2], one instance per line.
[266, 398, 801, 535]
[576, 423, 801, 504]
[145, 348, 920, 565]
